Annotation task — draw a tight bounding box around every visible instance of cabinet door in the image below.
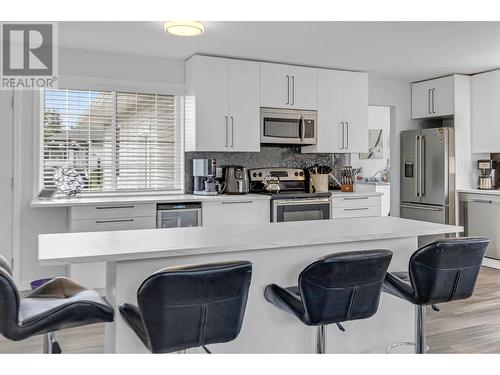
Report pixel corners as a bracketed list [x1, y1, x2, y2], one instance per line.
[228, 59, 260, 152]
[467, 199, 499, 259]
[431, 76, 454, 117]
[289, 66, 317, 110]
[471, 70, 500, 153]
[185, 56, 229, 151]
[202, 200, 270, 226]
[302, 69, 343, 153]
[342, 71, 369, 153]
[260, 62, 291, 108]
[411, 80, 434, 119]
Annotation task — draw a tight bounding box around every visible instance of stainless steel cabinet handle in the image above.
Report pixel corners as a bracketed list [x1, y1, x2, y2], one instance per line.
[345, 121, 349, 149]
[291, 76, 295, 105]
[428, 89, 432, 114]
[231, 116, 234, 147]
[225, 116, 228, 148]
[286, 75, 290, 105]
[471, 199, 493, 204]
[95, 218, 134, 224]
[96, 205, 134, 210]
[341, 122, 345, 149]
[343, 196, 369, 200]
[222, 200, 253, 205]
[432, 88, 436, 113]
[343, 207, 369, 211]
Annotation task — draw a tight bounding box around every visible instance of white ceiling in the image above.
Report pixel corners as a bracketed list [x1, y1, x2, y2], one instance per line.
[58, 21, 500, 82]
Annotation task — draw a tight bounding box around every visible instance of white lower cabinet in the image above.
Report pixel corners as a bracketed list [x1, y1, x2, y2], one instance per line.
[202, 199, 270, 226]
[331, 194, 382, 218]
[69, 204, 156, 288]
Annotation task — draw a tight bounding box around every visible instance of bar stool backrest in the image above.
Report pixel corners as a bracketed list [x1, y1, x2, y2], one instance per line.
[0, 255, 20, 341]
[137, 261, 252, 353]
[298, 250, 393, 326]
[409, 238, 489, 305]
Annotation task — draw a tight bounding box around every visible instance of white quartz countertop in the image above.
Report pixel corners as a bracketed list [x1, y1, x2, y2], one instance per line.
[39, 217, 462, 265]
[458, 189, 500, 196]
[30, 193, 271, 207]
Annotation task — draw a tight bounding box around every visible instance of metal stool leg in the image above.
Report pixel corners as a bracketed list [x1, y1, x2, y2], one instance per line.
[43, 332, 60, 354]
[415, 305, 426, 354]
[316, 325, 327, 354]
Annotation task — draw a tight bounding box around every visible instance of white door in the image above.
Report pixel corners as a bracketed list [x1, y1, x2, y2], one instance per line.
[342, 71, 369, 153]
[471, 70, 500, 153]
[0, 91, 13, 267]
[289, 65, 317, 110]
[186, 56, 229, 151]
[302, 69, 343, 153]
[260, 62, 291, 108]
[228, 59, 260, 152]
[431, 76, 454, 117]
[411, 80, 435, 119]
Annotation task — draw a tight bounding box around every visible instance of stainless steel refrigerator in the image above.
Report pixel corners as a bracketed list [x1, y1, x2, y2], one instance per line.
[400, 127, 455, 244]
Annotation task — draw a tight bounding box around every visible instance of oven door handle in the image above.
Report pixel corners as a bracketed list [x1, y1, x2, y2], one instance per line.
[274, 198, 331, 206]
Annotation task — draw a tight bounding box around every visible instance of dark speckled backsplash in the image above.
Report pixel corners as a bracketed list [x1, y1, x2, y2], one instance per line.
[185, 145, 350, 192]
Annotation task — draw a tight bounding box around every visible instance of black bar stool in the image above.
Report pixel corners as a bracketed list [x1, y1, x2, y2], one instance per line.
[383, 237, 489, 354]
[264, 250, 393, 353]
[119, 260, 252, 353]
[0, 255, 114, 353]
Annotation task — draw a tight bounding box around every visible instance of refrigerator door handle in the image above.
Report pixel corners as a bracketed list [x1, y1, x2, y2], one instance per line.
[420, 135, 425, 197]
[415, 135, 420, 197]
[400, 204, 443, 212]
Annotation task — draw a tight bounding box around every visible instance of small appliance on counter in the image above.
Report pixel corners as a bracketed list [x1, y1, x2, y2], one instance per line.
[478, 159, 496, 190]
[224, 166, 250, 194]
[193, 159, 223, 196]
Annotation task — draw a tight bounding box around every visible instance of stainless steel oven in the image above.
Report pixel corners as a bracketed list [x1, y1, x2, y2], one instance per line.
[260, 107, 317, 145]
[272, 197, 331, 223]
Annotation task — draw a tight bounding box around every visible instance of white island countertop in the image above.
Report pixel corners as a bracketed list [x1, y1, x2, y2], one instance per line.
[39, 217, 462, 265]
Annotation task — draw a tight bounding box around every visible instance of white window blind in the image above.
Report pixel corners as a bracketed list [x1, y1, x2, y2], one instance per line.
[41, 89, 184, 193]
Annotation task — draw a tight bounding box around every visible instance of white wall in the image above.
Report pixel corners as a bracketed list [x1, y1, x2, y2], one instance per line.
[10, 48, 186, 288]
[368, 78, 417, 217]
[0, 91, 13, 266]
[351, 106, 391, 178]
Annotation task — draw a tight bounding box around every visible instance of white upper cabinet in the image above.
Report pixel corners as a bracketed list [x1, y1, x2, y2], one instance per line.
[471, 70, 500, 153]
[227, 59, 260, 152]
[412, 76, 455, 119]
[185, 55, 260, 152]
[260, 62, 317, 110]
[302, 69, 368, 153]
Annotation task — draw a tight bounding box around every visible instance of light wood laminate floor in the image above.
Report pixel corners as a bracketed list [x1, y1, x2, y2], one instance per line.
[1, 266, 499, 354]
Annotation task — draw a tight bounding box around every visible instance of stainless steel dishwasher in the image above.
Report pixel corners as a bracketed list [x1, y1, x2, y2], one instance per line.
[156, 202, 202, 228]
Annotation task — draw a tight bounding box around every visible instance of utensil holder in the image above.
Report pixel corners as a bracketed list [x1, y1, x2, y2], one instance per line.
[309, 174, 329, 193]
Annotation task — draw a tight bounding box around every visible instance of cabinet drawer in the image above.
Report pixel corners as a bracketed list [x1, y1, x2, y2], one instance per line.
[202, 200, 270, 226]
[70, 216, 156, 232]
[70, 203, 156, 220]
[332, 206, 381, 219]
[331, 195, 381, 208]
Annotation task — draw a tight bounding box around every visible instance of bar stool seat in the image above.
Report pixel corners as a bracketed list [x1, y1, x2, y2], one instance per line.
[264, 249, 393, 353]
[0, 256, 114, 353]
[383, 237, 490, 354]
[119, 261, 252, 353]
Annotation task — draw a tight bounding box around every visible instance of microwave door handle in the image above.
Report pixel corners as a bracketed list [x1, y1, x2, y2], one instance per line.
[299, 116, 304, 142]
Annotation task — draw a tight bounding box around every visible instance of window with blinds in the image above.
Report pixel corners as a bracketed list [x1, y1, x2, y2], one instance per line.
[41, 89, 184, 193]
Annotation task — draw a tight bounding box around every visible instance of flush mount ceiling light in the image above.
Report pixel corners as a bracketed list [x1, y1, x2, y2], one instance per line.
[164, 21, 204, 37]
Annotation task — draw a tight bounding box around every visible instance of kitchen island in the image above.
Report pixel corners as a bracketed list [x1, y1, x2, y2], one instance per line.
[38, 216, 461, 354]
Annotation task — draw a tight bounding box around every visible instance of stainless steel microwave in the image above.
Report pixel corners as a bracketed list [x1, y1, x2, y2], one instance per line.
[260, 108, 317, 145]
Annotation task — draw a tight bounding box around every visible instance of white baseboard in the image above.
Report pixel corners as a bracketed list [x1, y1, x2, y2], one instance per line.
[483, 257, 500, 270]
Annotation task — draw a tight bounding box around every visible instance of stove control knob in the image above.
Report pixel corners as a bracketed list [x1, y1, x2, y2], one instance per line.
[299, 172, 304, 177]
[294, 172, 299, 176]
[252, 172, 257, 177]
[258, 172, 263, 177]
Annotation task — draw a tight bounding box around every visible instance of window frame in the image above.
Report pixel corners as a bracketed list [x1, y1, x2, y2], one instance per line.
[37, 84, 185, 197]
